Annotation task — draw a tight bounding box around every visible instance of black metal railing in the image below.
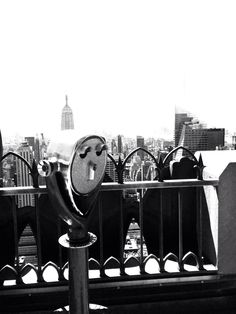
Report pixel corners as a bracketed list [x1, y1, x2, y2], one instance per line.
[0, 145, 220, 312]
[0, 177, 218, 286]
[97, 179, 218, 277]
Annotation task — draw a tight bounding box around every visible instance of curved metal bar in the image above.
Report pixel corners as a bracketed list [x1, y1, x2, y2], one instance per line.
[123, 147, 159, 168]
[163, 146, 198, 165]
[0, 152, 39, 187]
[108, 148, 161, 183]
[0, 151, 32, 171]
[107, 153, 117, 166]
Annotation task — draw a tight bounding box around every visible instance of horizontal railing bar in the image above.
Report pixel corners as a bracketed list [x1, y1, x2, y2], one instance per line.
[90, 273, 220, 289]
[0, 186, 48, 196]
[100, 179, 218, 191]
[0, 179, 218, 196]
[0, 283, 68, 296]
[0, 271, 219, 294]
[0, 273, 220, 297]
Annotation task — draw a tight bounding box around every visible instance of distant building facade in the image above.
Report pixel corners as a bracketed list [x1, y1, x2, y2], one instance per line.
[232, 133, 236, 150]
[174, 108, 225, 153]
[111, 139, 117, 155]
[136, 136, 145, 160]
[174, 112, 193, 147]
[61, 95, 74, 130]
[184, 127, 225, 152]
[106, 154, 122, 182]
[117, 135, 123, 154]
[16, 142, 34, 207]
[106, 159, 117, 181]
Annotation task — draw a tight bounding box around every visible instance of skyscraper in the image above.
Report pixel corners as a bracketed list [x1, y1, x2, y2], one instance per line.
[16, 142, 34, 207]
[136, 136, 145, 160]
[61, 95, 74, 130]
[183, 127, 225, 153]
[174, 111, 193, 147]
[174, 107, 225, 154]
[117, 135, 123, 154]
[106, 158, 118, 181]
[111, 139, 117, 155]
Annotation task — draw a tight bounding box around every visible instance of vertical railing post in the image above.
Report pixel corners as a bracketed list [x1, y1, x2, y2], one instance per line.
[11, 198, 23, 285]
[138, 191, 145, 274]
[98, 194, 106, 278]
[158, 190, 165, 272]
[119, 193, 125, 276]
[178, 190, 184, 271]
[196, 187, 204, 270]
[34, 194, 44, 282]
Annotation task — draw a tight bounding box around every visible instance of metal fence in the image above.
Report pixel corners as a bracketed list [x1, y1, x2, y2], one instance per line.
[0, 178, 218, 286]
[0, 146, 221, 312]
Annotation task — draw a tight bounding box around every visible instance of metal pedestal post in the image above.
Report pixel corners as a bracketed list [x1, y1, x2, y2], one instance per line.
[59, 232, 97, 314]
[69, 247, 89, 314]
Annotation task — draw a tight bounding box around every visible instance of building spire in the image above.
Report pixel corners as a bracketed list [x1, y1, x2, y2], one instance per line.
[61, 95, 74, 130]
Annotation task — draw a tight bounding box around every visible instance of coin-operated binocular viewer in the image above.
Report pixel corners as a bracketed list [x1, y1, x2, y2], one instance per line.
[38, 134, 108, 314]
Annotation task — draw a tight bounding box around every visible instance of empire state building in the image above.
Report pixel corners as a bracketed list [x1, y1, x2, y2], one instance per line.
[61, 95, 74, 130]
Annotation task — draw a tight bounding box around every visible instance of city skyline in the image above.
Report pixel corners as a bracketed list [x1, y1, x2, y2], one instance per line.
[1, 1, 236, 140]
[0, 102, 232, 145]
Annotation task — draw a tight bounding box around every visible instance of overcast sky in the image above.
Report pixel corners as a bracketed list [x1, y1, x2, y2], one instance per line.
[1, 1, 236, 141]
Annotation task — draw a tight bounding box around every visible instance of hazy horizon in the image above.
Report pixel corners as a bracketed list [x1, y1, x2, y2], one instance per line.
[1, 1, 236, 141]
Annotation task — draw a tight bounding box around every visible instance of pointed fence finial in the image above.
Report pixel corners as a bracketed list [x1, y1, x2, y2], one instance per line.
[197, 153, 205, 180]
[116, 156, 124, 184]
